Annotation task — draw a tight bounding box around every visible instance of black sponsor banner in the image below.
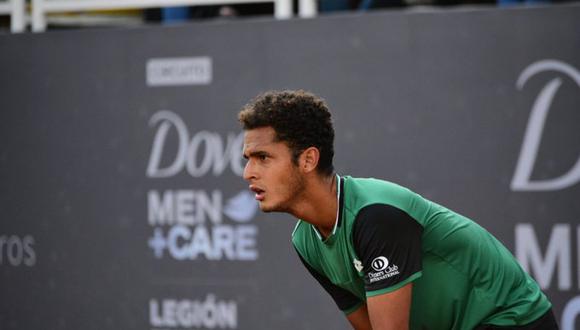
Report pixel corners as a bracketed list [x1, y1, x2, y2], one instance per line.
[0, 4, 579, 330]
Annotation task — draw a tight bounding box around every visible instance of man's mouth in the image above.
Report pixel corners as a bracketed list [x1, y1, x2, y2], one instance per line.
[250, 185, 265, 201]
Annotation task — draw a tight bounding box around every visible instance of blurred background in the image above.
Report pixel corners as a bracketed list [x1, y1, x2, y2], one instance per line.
[0, 0, 579, 329]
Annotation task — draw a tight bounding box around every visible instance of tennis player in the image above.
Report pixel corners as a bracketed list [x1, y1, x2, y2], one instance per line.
[239, 90, 558, 330]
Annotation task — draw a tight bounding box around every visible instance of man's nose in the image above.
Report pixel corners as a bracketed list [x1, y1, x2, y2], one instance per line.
[243, 160, 255, 181]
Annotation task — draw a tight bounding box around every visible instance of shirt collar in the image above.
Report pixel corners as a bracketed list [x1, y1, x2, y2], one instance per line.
[312, 174, 343, 241]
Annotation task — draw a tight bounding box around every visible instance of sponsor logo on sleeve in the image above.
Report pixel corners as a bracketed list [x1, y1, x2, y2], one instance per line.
[371, 256, 389, 271]
[367, 256, 399, 283]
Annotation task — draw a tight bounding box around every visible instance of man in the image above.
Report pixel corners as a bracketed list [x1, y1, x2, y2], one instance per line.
[239, 90, 557, 329]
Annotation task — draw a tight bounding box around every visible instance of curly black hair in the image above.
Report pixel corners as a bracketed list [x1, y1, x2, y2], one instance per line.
[239, 90, 335, 176]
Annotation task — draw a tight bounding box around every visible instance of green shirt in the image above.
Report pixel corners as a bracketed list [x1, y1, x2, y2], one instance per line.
[292, 176, 551, 329]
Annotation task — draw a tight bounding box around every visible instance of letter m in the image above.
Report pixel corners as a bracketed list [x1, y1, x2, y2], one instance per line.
[148, 190, 174, 225]
[515, 223, 571, 290]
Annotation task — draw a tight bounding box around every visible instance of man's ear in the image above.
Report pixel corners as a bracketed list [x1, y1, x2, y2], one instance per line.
[299, 147, 320, 174]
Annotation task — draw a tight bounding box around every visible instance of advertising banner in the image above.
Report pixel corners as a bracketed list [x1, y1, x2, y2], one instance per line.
[1, 4, 579, 329]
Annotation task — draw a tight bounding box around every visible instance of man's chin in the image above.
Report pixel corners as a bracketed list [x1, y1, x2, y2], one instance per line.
[258, 202, 281, 213]
[258, 204, 274, 213]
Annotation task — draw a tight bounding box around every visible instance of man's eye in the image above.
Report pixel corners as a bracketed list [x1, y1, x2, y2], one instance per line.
[259, 155, 267, 161]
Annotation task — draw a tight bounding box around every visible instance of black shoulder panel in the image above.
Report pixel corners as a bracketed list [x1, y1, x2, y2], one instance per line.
[352, 204, 423, 292]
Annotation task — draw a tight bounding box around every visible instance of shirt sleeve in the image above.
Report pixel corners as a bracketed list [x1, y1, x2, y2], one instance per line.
[352, 203, 423, 297]
[295, 248, 363, 314]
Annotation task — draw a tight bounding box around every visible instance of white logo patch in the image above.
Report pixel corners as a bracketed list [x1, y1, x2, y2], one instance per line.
[371, 256, 389, 271]
[368, 256, 400, 283]
[353, 258, 363, 272]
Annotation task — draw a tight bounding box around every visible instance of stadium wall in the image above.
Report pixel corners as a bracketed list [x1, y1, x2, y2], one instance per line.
[1, 4, 579, 329]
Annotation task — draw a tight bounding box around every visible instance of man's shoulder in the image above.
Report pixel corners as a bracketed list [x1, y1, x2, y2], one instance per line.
[343, 175, 411, 194]
[342, 176, 416, 215]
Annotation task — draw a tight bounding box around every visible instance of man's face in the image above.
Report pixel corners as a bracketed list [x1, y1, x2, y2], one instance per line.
[243, 127, 305, 213]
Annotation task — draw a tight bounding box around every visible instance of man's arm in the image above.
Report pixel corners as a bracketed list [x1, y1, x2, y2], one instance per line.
[352, 204, 423, 329]
[294, 249, 364, 315]
[346, 283, 413, 330]
[366, 283, 413, 330]
[346, 304, 372, 330]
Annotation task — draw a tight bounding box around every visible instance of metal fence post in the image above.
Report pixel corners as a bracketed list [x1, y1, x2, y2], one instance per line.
[10, 0, 26, 32]
[298, 0, 316, 18]
[274, 0, 292, 19]
[32, 0, 46, 32]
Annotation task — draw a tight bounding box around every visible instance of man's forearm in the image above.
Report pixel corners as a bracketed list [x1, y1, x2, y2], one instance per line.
[346, 304, 373, 330]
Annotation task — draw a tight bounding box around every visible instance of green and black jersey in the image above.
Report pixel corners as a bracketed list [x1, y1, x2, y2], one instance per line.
[292, 176, 551, 329]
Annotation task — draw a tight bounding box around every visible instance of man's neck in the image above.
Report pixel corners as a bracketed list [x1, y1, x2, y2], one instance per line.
[289, 174, 338, 238]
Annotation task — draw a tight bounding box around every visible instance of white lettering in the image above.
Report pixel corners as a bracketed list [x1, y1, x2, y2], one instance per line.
[149, 295, 237, 329]
[214, 133, 244, 176]
[148, 190, 174, 225]
[148, 190, 222, 226]
[175, 300, 193, 327]
[0, 235, 36, 267]
[189, 225, 214, 259]
[7, 236, 22, 264]
[146, 111, 244, 178]
[147, 111, 189, 178]
[147, 189, 258, 261]
[176, 190, 195, 225]
[199, 190, 222, 225]
[236, 226, 258, 260]
[23, 236, 36, 267]
[187, 131, 214, 177]
[147, 57, 212, 87]
[159, 225, 258, 261]
[515, 223, 571, 290]
[212, 226, 235, 260]
[164, 299, 178, 327]
[562, 296, 580, 330]
[167, 226, 191, 261]
[149, 299, 163, 327]
[511, 60, 580, 191]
